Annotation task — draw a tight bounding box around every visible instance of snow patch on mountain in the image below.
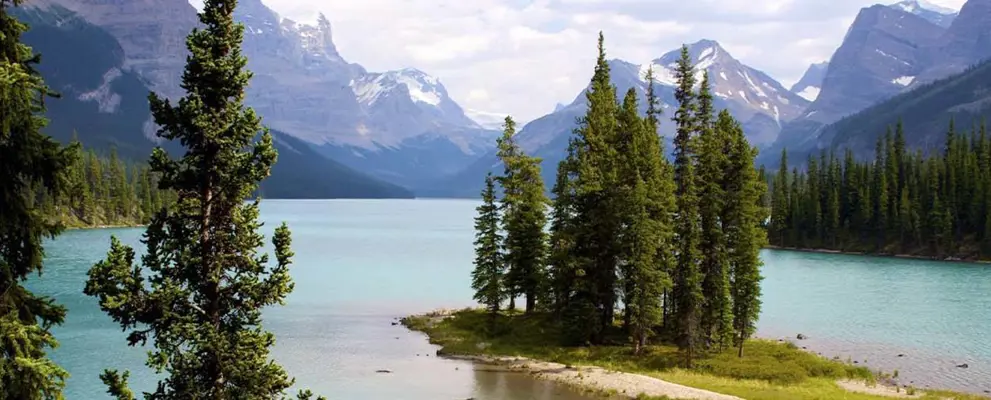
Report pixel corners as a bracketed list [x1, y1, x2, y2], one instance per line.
[78, 68, 122, 113]
[351, 68, 444, 107]
[797, 86, 821, 101]
[892, 75, 916, 85]
[891, 0, 957, 15]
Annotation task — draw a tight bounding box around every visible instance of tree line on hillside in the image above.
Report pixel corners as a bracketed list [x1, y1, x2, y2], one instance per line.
[471, 33, 768, 365]
[27, 134, 176, 228]
[770, 121, 991, 260]
[1, 0, 322, 398]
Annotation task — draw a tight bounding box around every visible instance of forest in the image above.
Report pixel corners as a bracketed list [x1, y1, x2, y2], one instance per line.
[769, 121, 991, 260]
[471, 34, 767, 363]
[28, 135, 175, 229]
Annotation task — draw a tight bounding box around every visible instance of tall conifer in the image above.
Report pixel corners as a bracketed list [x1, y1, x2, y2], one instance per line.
[670, 45, 703, 366]
[497, 116, 549, 314]
[696, 73, 732, 349]
[83, 0, 322, 398]
[0, 0, 74, 397]
[472, 174, 505, 323]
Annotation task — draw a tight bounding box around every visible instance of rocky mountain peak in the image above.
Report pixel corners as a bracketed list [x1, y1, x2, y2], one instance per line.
[351, 68, 447, 107]
[645, 39, 809, 133]
[888, 0, 958, 27]
[790, 62, 829, 101]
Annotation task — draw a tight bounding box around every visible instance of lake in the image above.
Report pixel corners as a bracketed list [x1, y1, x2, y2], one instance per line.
[28, 199, 991, 398]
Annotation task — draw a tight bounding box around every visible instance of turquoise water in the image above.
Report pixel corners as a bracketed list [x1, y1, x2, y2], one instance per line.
[27, 199, 991, 397]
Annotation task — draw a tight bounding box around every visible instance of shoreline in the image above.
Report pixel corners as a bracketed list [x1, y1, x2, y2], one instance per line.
[64, 223, 147, 231]
[403, 309, 986, 400]
[763, 245, 991, 264]
[445, 353, 742, 400]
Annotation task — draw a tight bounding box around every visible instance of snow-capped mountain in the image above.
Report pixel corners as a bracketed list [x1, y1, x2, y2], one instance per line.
[424, 39, 807, 197]
[889, 0, 958, 27]
[645, 40, 810, 144]
[39, 0, 497, 191]
[790, 62, 829, 101]
[349, 68, 482, 146]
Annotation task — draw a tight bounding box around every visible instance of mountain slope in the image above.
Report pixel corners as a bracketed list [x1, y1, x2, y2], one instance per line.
[764, 4, 946, 163]
[912, 0, 991, 87]
[16, 3, 411, 199]
[889, 0, 958, 27]
[790, 62, 829, 101]
[424, 40, 806, 198]
[818, 59, 991, 157]
[38, 0, 496, 190]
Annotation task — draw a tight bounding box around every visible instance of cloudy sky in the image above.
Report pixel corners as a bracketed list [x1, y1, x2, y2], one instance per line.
[224, 0, 964, 122]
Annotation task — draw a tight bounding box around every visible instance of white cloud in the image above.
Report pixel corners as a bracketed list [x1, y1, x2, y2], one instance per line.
[225, 0, 966, 122]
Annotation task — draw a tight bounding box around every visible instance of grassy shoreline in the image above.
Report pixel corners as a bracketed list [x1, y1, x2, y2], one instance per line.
[404, 308, 986, 400]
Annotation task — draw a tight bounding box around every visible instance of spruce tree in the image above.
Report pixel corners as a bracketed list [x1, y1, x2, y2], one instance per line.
[83, 1, 323, 398]
[696, 73, 732, 349]
[770, 149, 790, 245]
[720, 111, 765, 357]
[670, 45, 703, 367]
[0, 0, 75, 397]
[472, 174, 505, 323]
[560, 32, 620, 345]
[496, 116, 549, 314]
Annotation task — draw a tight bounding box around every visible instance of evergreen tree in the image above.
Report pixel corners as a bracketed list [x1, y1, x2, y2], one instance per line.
[670, 45, 704, 367]
[560, 32, 620, 345]
[471, 174, 505, 323]
[82, 1, 323, 398]
[496, 116, 549, 314]
[0, 0, 75, 397]
[770, 149, 790, 245]
[720, 111, 766, 357]
[696, 74, 732, 349]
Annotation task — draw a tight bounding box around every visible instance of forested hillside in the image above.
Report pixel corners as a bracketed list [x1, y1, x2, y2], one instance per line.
[769, 121, 991, 260]
[29, 136, 175, 228]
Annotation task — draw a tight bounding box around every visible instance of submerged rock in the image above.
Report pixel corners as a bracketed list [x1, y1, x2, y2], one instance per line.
[376, 369, 392, 373]
[797, 333, 808, 340]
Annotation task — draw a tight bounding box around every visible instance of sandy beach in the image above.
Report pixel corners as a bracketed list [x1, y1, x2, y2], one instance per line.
[448, 353, 742, 400]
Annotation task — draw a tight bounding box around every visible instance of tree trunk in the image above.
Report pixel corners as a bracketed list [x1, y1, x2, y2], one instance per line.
[524, 292, 535, 314]
[508, 296, 515, 311]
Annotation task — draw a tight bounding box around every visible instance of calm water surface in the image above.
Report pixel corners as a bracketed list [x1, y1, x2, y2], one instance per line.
[31, 199, 991, 397]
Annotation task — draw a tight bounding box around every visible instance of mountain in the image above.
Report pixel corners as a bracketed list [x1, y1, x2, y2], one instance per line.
[790, 62, 829, 101]
[911, 0, 991, 87]
[764, 0, 991, 166]
[817, 58, 991, 158]
[35, 0, 496, 191]
[889, 0, 958, 27]
[423, 39, 807, 197]
[764, 4, 947, 163]
[16, 3, 412, 199]
[466, 109, 510, 130]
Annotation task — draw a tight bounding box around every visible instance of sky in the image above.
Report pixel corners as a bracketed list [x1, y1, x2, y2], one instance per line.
[205, 0, 966, 123]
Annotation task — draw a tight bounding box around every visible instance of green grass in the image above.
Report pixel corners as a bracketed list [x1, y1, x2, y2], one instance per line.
[404, 309, 986, 400]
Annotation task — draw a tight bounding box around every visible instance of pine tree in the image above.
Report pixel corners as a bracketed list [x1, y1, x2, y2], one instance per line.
[644, 66, 678, 333]
[696, 74, 732, 349]
[472, 174, 505, 323]
[670, 45, 704, 367]
[82, 1, 323, 398]
[560, 32, 620, 345]
[721, 111, 766, 357]
[0, 0, 75, 397]
[770, 149, 790, 245]
[497, 116, 549, 314]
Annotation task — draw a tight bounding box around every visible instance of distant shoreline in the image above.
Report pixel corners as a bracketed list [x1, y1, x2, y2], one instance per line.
[64, 223, 146, 231]
[763, 245, 991, 264]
